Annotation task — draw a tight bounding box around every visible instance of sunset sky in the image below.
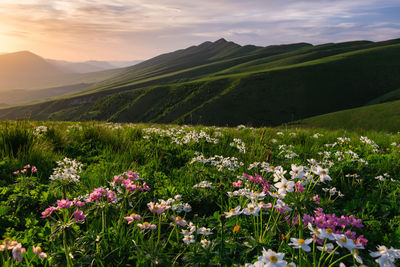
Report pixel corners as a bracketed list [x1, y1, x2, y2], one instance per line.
[0, 0, 399, 61]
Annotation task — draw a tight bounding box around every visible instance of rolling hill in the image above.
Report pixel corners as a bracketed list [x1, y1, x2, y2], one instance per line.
[1, 38, 400, 130]
[291, 99, 400, 132]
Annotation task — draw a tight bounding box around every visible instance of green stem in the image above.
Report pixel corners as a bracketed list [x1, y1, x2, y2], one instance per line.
[328, 253, 352, 267]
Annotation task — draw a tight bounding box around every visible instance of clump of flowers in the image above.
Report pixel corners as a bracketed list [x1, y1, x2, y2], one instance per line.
[34, 125, 48, 135]
[13, 164, 37, 175]
[0, 239, 27, 262]
[50, 158, 83, 182]
[193, 180, 215, 188]
[110, 170, 151, 194]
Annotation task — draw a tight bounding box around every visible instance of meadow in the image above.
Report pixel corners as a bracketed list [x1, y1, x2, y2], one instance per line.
[0, 121, 399, 266]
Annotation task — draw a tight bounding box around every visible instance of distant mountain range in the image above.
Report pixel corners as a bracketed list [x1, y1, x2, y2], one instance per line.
[0, 51, 141, 91]
[1, 38, 400, 131]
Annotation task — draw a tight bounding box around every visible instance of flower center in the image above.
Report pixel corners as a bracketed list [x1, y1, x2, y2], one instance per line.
[269, 255, 278, 263]
[340, 237, 347, 243]
[297, 239, 305, 245]
[326, 228, 333, 234]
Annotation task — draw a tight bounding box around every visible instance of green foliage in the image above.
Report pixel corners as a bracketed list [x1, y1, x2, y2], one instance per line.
[0, 121, 400, 266]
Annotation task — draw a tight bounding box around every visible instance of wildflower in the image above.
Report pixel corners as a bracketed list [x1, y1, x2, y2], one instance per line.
[242, 203, 261, 216]
[12, 243, 26, 262]
[370, 245, 400, 266]
[124, 213, 142, 224]
[233, 180, 243, 187]
[317, 243, 338, 254]
[183, 235, 195, 244]
[32, 246, 47, 259]
[73, 209, 86, 222]
[31, 166, 37, 173]
[41, 206, 58, 218]
[274, 178, 295, 197]
[225, 206, 242, 218]
[197, 227, 213, 236]
[290, 165, 305, 179]
[147, 202, 170, 215]
[257, 248, 287, 266]
[200, 239, 211, 248]
[313, 166, 332, 182]
[137, 222, 156, 230]
[73, 199, 85, 207]
[334, 234, 363, 251]
[57, 199, 73, 209]
[289, 238, 313, 252]
[171, 215, 187, 227]
[233, 225, 240, 233]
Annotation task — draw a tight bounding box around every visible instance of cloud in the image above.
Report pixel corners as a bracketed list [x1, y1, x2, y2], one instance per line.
[0, 0, 399, 60]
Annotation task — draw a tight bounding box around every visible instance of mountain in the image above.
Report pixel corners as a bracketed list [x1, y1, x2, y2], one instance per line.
[47, 59, 143, 73]
[46, 59, 115, 73]
[291, 99, 400, 132]
[0, 51, 124, 95]
[0, 38, 400, 129]
[0, 51, 65, 90]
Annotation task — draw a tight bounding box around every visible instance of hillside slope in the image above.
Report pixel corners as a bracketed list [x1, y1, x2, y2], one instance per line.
[1, 39, 400, 128]
[291, 99, 400, 132]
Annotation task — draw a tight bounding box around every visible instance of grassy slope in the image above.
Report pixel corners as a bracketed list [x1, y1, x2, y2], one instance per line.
[292, 99, 400, 132]
[366, 88, 400, 105]
[1, 39, 400, 130]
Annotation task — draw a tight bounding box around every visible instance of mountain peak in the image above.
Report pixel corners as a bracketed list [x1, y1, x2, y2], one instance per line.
[214, 38, 228, 44]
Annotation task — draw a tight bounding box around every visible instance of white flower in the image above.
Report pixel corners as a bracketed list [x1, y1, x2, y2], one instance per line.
[242, 203, 261, 216]
[317, 243, 338, 254]
[274, 178, 295, 196]
[258, 248, 287, 267]
[313, 166, 331, 183]
[197, 227, 213, 236]
[319, 228, 336, 240]
[224, 206, 242, 218]
[334, 234, 363, 251]
[183, 235, 195, 244]
[290, 165, 305, 179]
[289, 238, 313, 252]
[200, 239, 211, 248]
[370, 245, 400, 267]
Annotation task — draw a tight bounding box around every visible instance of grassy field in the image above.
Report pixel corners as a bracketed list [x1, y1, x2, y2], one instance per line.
[0, 121, 399, 266]
[293, 99, 400, 132]
[1, 39, 400, 128]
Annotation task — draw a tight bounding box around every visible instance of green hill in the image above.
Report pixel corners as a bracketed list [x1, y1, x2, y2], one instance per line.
[291, 99, 400, 132]
[1, 38, 400, 128]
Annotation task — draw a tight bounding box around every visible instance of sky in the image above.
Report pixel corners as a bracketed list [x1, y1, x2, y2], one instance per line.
[0, 0, 399, 61]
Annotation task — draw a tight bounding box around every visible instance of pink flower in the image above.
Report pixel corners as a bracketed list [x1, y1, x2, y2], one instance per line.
[31, 166, 37, 173]
[147, 202, 170, 215]
[171, 215, 188, 227]
[73, 199, 85, 207]
[13, 171, 20, 175]
[313, 195, 320, 204]
[41, 206, 57, 218]
[24, 164, 31, 169]
[57, 199, 73, 209]
[295, 182, 305, 193]
[232, 180, 242, 188]
[356, 235, 368, 247]
[137, 222, 156, 230]
[124, 213, 142, 224]
[73, 209, 86, 222]
[20, 169, 26, 174]
[140, 182, 151, 192]
[106, 190, 116, 202]
[113, 176, 123, 183]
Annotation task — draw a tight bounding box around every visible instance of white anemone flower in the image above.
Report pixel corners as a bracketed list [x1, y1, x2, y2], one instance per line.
[334, 234, 364, 251]
[258, 248, 287, 267]
[242, 203, 261, 216]
[274, 178, 295, 196]
[313, 166, 332, 182]
[289, 238, 313, 252]
[224, 206, 242, 218]
[183, 235, 195, 244]
[290, 165, 305, 179]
